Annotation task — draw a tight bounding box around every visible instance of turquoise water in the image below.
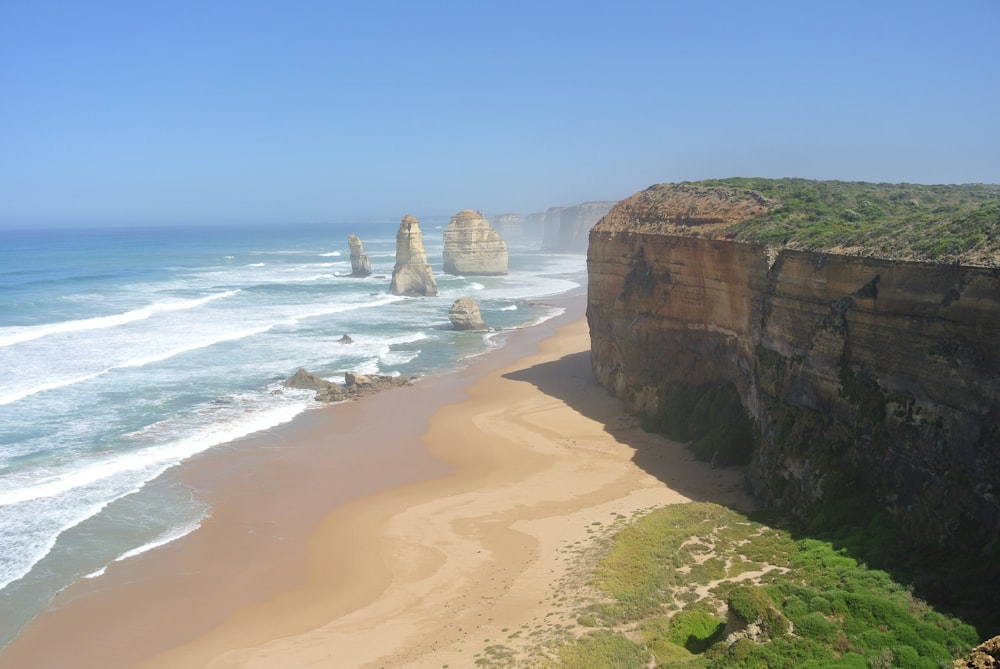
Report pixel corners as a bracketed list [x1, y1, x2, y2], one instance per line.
[0, 220, 585, 648]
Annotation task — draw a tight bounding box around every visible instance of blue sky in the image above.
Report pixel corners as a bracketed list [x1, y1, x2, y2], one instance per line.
[1, 1, 998, 228]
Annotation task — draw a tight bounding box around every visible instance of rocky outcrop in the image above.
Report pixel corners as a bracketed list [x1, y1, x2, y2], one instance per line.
[489, 213, 522, 240]
[347, 234, 372, 277]
[448, 297, 488, 331]
[390, 214, 438, 296]
[283, 368, 414, 402]
[954, 635, 1000, 668]
[587, 182, 1000, 556]
[442, 210, 508, 275]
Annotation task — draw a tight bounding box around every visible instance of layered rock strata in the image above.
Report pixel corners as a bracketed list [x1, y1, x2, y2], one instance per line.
[347, 234, 372, 277]
[442, 209, 508, 275]
[587, 182, 1000, 555]
[390, 214, 438, 296]
[448, 297, 488, 331]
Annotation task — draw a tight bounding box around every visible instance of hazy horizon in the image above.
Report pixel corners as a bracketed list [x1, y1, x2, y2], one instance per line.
[2, 1, 998, 230]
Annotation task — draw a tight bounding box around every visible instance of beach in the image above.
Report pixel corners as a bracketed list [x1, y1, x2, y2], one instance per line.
[0, 293, 755, 668]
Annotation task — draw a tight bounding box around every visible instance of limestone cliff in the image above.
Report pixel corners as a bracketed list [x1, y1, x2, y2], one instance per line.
[552, 201, 616, 253]
[489, 213, 522, 240]
[442, 210, 508, 275]
[587, 181, 1000, 556]
[535, 201, 616, 253]
[523, 212, 546, 240]
[347, 234, 372, 277]
[390, 214, 438, 296]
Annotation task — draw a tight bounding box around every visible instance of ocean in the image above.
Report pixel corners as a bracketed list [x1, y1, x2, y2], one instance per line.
[0, 219, 585, 649]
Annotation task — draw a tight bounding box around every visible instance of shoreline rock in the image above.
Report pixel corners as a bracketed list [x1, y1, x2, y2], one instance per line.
[283, 368, 416, 402]
[448, 297, 489, 331]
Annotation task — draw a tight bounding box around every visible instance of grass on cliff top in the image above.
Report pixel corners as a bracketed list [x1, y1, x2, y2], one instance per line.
[676, 177, 1000, 265]
[541, 502, 978, 669]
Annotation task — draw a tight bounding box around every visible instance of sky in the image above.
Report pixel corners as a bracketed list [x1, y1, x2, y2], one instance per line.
[1, 1, 998, 229]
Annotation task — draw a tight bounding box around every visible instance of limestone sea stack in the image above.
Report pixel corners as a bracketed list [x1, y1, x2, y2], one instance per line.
[448, 297, 488, 331]
[389, 214, 438, 296]
[442, 209, 508, 275]
[347, 234, 372, 277]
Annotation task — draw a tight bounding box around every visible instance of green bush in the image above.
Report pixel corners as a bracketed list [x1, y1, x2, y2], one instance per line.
[553, 631, 650, 669]
[727, 585, 790, 638]
[642, 383, 754, 465]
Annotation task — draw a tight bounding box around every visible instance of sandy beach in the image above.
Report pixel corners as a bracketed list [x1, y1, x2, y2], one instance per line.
[0, 294, 755, 668]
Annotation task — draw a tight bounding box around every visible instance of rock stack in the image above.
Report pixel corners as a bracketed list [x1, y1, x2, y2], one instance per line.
[448, 297, 488, 331]
[389, 214, 438, 296]
[347, 234, 371, 277]
[442, 209, 508, 276]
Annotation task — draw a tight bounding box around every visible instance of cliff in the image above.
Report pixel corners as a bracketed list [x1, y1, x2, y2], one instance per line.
[535, 201, 616, 253]
[442, 210, 508, 275]
[587, 180, 1000, 558]
[489, 213, 522, 240]
[390, 214, 438, 296]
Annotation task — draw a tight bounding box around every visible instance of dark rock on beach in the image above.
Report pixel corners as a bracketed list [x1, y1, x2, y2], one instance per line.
[283, 368, 415, 402]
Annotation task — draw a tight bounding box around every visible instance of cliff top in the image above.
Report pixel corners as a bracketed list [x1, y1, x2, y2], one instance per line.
[596, 178, 1000, 266]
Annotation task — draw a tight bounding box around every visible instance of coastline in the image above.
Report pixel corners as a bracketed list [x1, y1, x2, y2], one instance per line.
[0, 291, 756, 668]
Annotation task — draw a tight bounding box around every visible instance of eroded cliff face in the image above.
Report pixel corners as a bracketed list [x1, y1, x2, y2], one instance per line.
[587, 184, 1000, 554]
[442, 210, 508, 275]
[541, 201, 616, 253]
[390, 215, 438, 296]
[347, 234, 372, 277]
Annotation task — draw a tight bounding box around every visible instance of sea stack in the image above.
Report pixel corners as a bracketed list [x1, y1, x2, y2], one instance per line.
[442, 209, 508, 275]
[448, 297, 488, 331]
[389, 214, 438, 296]
[347, 234, 372, 277]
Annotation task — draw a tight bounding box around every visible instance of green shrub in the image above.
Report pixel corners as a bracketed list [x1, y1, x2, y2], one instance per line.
[553, 631, 650, 669]
[727, 585, 790, 638]
[642, 383, 754, 465]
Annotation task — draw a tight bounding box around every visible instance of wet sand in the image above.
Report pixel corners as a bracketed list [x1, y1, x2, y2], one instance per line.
[0, 293, 755, 668]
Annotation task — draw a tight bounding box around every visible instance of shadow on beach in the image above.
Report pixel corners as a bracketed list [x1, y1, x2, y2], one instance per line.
[503, 349, 1000, 640]
[502, 349, 756, 513]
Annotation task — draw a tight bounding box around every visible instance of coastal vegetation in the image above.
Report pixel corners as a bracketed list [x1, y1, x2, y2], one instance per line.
[640, 383, 754, 466]
[533, 503, 978, 669]
[683, 178, 1000, 265]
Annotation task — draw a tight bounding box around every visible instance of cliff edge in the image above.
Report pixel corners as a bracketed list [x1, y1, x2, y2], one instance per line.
[587, 180, 1000, 563]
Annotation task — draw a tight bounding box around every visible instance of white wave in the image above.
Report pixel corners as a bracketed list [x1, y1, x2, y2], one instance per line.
[115, 324, 277, 369]
[380, 350, 419, 366]
[498, 304, 518, 311]
[0, 322, 277, 406]
[0, 290, 241, 348]
[0, 402, 307, 508]
[114, 518, 202, 563]
[319, 251, 342, 257]
[247, 262, 266, 267]
[0, 371, 106, 406]
[0, 487, 142, 591]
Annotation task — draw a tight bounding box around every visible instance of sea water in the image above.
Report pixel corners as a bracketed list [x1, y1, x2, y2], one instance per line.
[0, 220, 585, 648]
